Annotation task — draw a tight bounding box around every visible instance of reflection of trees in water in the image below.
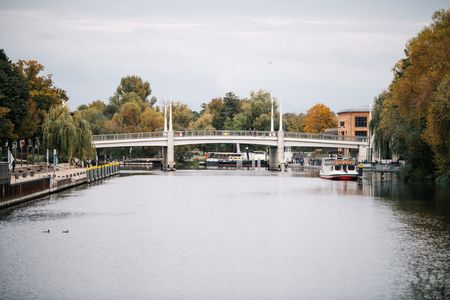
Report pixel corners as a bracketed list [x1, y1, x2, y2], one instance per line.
[371, 180, 450, 220]
[371, 179, 450, 299]
[410, 266, 449, 299]
[404, 215, 450, 299]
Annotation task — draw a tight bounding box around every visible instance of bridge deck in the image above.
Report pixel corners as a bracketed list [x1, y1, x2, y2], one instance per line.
[93, 130, 368, 149]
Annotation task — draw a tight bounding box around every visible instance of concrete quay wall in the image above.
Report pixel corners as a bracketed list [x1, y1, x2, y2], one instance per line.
[0, 163, 120, 210]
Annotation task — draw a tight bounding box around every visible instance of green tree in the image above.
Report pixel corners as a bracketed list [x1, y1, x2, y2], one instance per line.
[370, 92, 392, 159]
[78, 101, 109, 135]
[43, 106, 94, 161]
[189, 111, 215, 130]
[0, 49, 29, 140]
[112, 100, 142, 132]
[284, 113, 305, 132]
[110, 75, 151, 106]
[172, 102, 193, 130]
[0, 107, 15, 139]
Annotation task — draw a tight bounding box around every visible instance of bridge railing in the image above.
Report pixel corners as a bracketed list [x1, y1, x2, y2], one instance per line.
[93, 132, 164, 142]
[173, 130, 275, 137]
[284, 132, 367, 142]
[93, 130, 367, 143]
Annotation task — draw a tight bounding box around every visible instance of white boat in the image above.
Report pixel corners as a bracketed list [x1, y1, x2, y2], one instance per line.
[320, 157, 359, 180]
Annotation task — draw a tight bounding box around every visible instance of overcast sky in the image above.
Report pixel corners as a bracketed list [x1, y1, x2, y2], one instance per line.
[0, 0, 447, 113]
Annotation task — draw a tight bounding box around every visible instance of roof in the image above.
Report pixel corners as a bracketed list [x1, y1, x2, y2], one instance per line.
[337, 105, 370, 114]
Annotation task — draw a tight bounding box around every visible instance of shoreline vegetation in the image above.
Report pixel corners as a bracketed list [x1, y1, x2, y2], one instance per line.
[1, 9, 449, 184]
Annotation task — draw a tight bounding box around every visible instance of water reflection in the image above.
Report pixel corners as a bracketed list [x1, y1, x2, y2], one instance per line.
[0, 169, 449, 299]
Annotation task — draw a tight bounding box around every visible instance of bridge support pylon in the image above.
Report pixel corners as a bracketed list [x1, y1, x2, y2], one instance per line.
[162, 131, 175, 171]
[268, 134, 286, 171]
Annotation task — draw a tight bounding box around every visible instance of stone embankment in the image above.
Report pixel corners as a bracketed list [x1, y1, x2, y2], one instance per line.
[0, 162, 120, 210]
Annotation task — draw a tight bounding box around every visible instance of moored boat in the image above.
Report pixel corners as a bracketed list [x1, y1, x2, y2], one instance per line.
[320, 157, 358, 180]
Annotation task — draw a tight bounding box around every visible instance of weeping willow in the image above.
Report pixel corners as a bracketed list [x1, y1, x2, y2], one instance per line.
[370, 92, 393, 159]
[43, 106, 94, 162]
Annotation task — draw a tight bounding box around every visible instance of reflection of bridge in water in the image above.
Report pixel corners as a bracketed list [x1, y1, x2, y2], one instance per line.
[93, 130, 369, 171]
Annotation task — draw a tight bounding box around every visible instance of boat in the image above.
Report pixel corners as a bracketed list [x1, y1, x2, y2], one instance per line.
[202, 152, 268, 168]
[320, 157, 358, 180]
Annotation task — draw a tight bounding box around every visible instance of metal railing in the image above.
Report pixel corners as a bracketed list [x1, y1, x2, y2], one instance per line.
[93, 131, 164, 142]
[93, 130, 367, 143]
[173, 130, 276, 137]
[284, 132, 367, 143]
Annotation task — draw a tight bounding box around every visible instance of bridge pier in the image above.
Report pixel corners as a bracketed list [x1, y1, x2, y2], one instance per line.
[268, 104, 286, 171]
[162, 131, 175, 171]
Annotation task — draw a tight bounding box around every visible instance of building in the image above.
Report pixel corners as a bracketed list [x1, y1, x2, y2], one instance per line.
[337, 105, 371, 159]
[337, 105, 370, 138]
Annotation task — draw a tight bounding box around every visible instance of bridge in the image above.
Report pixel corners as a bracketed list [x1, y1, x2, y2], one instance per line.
[92, 101, 369, 170]
[93, 130, 368, 171]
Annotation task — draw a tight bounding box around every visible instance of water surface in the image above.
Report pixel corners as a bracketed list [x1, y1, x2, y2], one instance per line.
[1, 170, 449, 299]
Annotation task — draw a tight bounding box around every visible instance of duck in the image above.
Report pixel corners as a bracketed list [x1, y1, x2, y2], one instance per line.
[62, 230, 69, 233]
[42, 230, 50, 233]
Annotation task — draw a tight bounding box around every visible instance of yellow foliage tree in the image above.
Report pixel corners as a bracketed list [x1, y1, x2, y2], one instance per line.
[304, 103, 337, 133]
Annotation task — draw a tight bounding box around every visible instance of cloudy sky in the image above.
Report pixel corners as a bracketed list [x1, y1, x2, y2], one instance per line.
[0, 0, 447, 113]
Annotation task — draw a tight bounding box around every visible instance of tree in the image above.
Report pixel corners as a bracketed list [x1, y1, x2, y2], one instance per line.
[370, 92, 392, 158]
[172, 102, 193, 130]
[0, 107, 15, 139]
[78, 103, 109, 135]
[284, 113, 305, 132]
[247, 90, 275, 130]
[370, 9, 450, 180]
[208, 98, 224, 129]
[304, 103, 337, 133]
[43, 106, 94, 161]
[0, 49, 29, 140]
[72, 113, 95, 160]
[15, 60, 68, 137]
[423, 76, 450, 177]
[189, 111, 215, 130]
[112, 100, 141, 132]
[110, 75, 151, 106]
[140, 107, 164, 131]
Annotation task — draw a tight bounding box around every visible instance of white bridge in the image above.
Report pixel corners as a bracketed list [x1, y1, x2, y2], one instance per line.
[92, 130, 369, 170]
[92, 100, 369, 170]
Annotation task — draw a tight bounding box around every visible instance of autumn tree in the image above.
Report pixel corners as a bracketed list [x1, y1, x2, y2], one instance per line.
[423, 76, 450, 177]
[304, 103, 337, 133]
[140, 107, 164, 131]
[370, 9, 450, 181]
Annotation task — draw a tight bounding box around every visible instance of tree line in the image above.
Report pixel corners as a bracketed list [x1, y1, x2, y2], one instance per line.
[370, 9, 449, 182]
[1, 47, 338, 163]
[76, 78, 337, 135]
[0, 50, 93, 162]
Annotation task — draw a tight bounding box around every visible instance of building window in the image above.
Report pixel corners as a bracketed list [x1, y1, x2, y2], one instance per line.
[355, 116, 367, 127]
[341, 131, 345, 136]
[355, 131, 367, 137]
[340, 121, 345, 127]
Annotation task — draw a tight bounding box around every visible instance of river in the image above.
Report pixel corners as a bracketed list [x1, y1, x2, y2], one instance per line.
[1, 169, 449, 299]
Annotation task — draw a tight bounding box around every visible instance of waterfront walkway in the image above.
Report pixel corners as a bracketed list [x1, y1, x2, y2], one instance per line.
[10, 163, 87, 184]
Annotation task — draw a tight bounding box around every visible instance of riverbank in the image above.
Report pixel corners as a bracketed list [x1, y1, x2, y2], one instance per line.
[0, 163, 119, 210]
